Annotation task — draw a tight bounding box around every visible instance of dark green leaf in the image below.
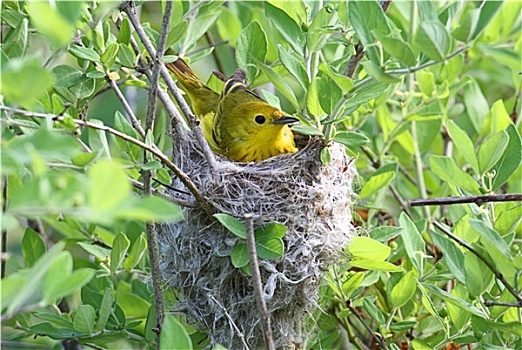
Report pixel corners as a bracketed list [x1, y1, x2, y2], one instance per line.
[256, 237, 284, 260]
[361, 61, 401, 84]
[117, 17, 131, 45]
[363, 297, 386, 324]
[318, 76, 342, 115]
[422, 283, 488, 318]
[277, 45, 308, 89]
[213, 213, 246, 239]
[431, 230, 465, 284]
[52, 65, 82, 87]
[96, 288, 113, 331]
[69, 45, 101, 62]
[369, 226, 402, 243]
[255, 222, 287, 239]
[491, 124, 521, 190]
[414, 20, 451, 61]
[73, 304, 95, 336]
[29, 322, 86, 340]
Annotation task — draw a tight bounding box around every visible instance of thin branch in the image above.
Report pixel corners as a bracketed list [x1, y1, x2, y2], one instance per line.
[345, 300, 389, 350]
[390, 185, 413, 219]
[208, 294, 250, 350]
[107, 77, 146, 138]
[0, 106, 214, 216]
[141, 2, 174, 340]
[433, 220, 522, 304]
[483, 300, 522, 307]
[409, 193, 522, 207]
[121, 1, 218, 172]
[1, 176, 7, 278]
[244, 214, 275, 350]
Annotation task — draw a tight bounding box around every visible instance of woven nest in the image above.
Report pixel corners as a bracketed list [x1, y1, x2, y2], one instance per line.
[158, 135, 357, 349]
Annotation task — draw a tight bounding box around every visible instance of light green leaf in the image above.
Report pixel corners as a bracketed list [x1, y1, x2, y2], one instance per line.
[320, 147, 331, 164]
[334, 131, 370, 148]
[390, 271, 417, 307]
[256, 237, 284, 260]
[431, 229, 465, 284]
[231, 243, 249, 268]
[21, 228, 46, 267]
[123, 233, 148, 270]
[318, 76, 342, 115]
[264, 2, 304, 55]
[447, 120, 479, 174]
[349, 236, 391, 261]
[254, 58, 299, 110]
[255, 222, 287, 239]
[361, 61, 401, 84]
[160, 314, 193, 350]
[468, 219, 510, 257]
[494, 205, 522, 235]
[372, 30, 416, 67]
[399, 212, 425, 273]
[422, 283, 488, 318]
[52, 65, 82, 87]
[464, 252, 494, 296]
[68, 45, 101, 62]
[491, 124, 521, 190]
[414, 20, 451, 61]
[292, 124, 323, 137]
[214, 213, 246, 239]
[342, 272, 364, 295]
[89, 160, 131, 211]
[363, 297, 386, 324]
[429, 155, 481, 194]
[350, 258, 402, 272]
[96, 288, 113, 331]
[277, 45, 308, 90]
[26, 2, 74, 48]
[110, 233, 131, 274]
[359, 163, 397, 198]
[73, 305, 96, 336]
[236, 21, 268, 81]
[306, 77, 325, 117]
[478, 130, 509, 175]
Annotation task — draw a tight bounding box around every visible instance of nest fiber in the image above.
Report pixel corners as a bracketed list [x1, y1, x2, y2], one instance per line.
[158, 136, 357, 349]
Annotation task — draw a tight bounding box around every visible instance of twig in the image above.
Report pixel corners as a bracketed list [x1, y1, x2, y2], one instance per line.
[483, 300, 522, 307]
[433, 220, 522, 304]
[208, 294, 250, 350]
[1, 176, 7, 278]
[345, 300, 389, 350]
[244, 214, 275, 350]
[121, 2, 218, 172]
[0, 106, 214, 216]
[344, 0, 392, 77]
[142, 2, 173, 340]
[107, 77, 146, 138]
[84, 342, 107, 350]
[409, 193, 522, 207]
[390, 185, 413, 219]
[129, 178, 195, 207]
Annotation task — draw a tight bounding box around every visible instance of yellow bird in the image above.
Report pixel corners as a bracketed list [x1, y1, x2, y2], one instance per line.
[166, 59, 298, 162]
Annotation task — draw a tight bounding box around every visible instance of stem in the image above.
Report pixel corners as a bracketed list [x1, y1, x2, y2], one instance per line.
[411, 121, 431, 220]
[409, 193, 522, 207]
[1, 176, 7, 278]
[244, 214, 275, 350]
[208, 294, 250, 350]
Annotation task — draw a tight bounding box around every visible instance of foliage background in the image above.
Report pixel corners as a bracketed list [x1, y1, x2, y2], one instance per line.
[1, 1, 521, 350]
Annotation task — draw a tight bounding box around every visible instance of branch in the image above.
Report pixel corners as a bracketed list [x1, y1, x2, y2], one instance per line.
[345, 300, 389, 350]
[120, 1, 218, 172]
[208, 294, 250, 350]
[142, 1, 173, 339]
[0, 106, 214, 216]
[1, 176, 7, 278]
[433, 220, 522, 304]
[129, 179, 196, 208]
[244, 214, 274, 350]
[409, 193, 522, 207]
[483, 300, 522, 307]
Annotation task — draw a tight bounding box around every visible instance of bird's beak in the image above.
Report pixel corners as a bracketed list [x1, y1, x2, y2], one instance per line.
[273, 116, 299, 125]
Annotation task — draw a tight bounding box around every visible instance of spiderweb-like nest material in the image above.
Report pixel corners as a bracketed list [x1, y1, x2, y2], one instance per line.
[158, 136, 357, 349]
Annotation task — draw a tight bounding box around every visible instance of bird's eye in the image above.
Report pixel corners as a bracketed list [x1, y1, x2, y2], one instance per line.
[254, 115, 266, 124]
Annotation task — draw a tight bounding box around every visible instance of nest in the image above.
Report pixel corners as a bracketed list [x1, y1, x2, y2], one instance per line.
[158, 135, 357, 349]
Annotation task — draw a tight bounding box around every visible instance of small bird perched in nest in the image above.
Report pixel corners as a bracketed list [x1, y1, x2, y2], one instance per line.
[166, 58, 298, 162]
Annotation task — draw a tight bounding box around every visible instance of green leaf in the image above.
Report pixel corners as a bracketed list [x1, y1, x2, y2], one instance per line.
[349, 236, 391, 261]
[77, 242, 111, 260]
[1, 57, 55, 108]
[399, 212, 425, 273]
[110, 233, 131, 274]
[361, 61, 401, 84]
[468, 219, 510, 257]
[231, 243, 249, 268]
[447, 283, 471, 330]
[334, 131, 370, 148]
[48, 268, 94, 303]
[342, 272, 364, 295]
[253, 58, 299, 110]
[414, 20, 451, 61]
[68, 45, 101, 62]
[264, 2, 304, 55]
[390, 271, 417, 307]
[71, 152, 98, 167]
[494, 205, 522, 235]
[350, 258, 402, 272]
[307, 6, 336, 53]
[70, 77, 95, 99]
[29, 322, 86, 340]
[292, 124, 323, 137]
[464, 251, 494, 296]
[491, 124, 521, 190]
[123, 233, 148, 271]
[421, 283, 488, 318]
[256, 237, 284, 260]
[447, 120, 479, 174]
[306, 77, 324, 117]
[320, 147, 331, 164]
[369, 226, 402, 243]
[463, 78, 489, 133]
[21, 228, 46, 267]
[452, 8, 480, 42]
[236, 21, 268, 81]
[371, 30, 416, 67]
[431, 230, 465, 284]
[182, 10, 221, 52]
[390, 320, 418, 332]
[213, 213, 246, 239]
[471, 0, 503, 39]
[359, 163, 397, 198]
[348, 0, 390, 65]
[161, 315, 193, 350]
[25, 2, 74, 48]
[89, 160, 131, 211]
[117, 43, 136, 68]
[34, 312, 74, 329]
[277, 45, 308, 90]
[429, 155, 481, 194]
[115, 196, 181, 222]
[117, 17, 131, 45]
[417, 71, 435, 98]
[318, 76, 342, 115]
[96, 288, 113, 332]
[73, 304, 96, 336]
[52, 65, 82, 87]
[255, 222, 287, 239]
[478, 130, 509, 175]
[363, 297, 386, 324]
[100, 42, 119, 67]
